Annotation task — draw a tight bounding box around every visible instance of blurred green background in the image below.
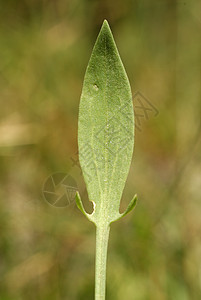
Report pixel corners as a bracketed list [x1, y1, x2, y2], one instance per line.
[0, 0, 200, 299]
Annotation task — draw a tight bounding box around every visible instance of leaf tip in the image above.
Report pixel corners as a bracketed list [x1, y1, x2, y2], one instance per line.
[102, 19, 111, 31]
[103, 19, 109, 25]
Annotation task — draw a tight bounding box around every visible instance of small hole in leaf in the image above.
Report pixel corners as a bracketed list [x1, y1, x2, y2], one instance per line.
[93, 84, 99, 91]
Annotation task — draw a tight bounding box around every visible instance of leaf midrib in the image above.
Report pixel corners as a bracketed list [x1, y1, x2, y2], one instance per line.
[89, 35, 112, 220]
[88, 32, 129, 221]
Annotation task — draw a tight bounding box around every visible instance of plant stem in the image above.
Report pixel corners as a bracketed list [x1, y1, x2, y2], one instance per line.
[95, 224, 110, 300]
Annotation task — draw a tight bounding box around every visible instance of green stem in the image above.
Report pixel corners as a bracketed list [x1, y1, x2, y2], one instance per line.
[95, 224, 110, 300]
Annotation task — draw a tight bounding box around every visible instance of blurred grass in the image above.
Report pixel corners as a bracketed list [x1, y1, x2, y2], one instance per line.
[0, 0, 201, 299]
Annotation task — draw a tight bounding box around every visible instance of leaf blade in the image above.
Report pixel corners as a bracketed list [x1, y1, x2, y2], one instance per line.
[78, 20, 134, 224]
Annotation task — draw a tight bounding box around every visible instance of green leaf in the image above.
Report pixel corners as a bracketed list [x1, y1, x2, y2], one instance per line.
[77, 20, 136, 226]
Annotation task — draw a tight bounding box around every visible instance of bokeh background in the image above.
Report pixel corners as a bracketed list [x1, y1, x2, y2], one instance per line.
[0, 0, 201, 299]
